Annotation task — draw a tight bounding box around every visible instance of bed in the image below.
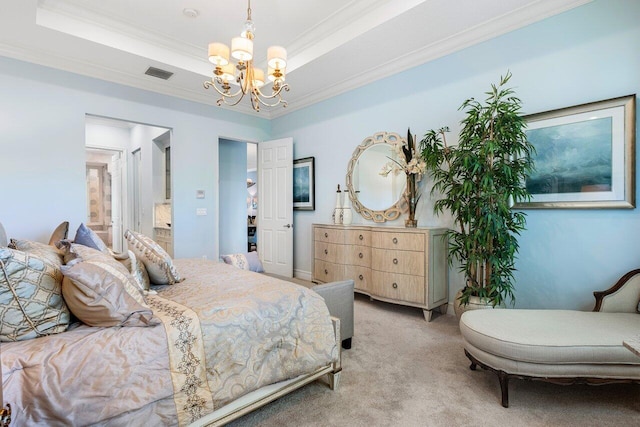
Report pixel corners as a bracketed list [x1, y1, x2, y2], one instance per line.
[1, 231, 341, 426]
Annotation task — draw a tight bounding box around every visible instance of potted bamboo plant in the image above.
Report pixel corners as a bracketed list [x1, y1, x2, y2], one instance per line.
[420, 72, 535, 316]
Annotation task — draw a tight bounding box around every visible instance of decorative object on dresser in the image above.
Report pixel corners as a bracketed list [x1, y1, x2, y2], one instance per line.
[379, 128, 427, 228]
[312, 224, 448, 321]
[346, 132, 408, 223]
[341, 193, 353, 225]
[420, 72, 535, 316]
[332, 185, 343, 224]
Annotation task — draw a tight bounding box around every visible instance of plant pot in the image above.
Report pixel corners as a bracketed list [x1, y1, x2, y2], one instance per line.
[453, 289, 505, 320]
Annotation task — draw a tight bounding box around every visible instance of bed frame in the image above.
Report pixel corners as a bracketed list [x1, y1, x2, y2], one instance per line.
[189, 317, 342, 427]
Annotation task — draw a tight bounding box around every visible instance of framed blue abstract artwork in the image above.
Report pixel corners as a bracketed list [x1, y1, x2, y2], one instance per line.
[514, 95, 636, 209]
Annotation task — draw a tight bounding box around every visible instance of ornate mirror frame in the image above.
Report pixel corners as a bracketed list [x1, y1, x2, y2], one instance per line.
[346, 131, 408, 222]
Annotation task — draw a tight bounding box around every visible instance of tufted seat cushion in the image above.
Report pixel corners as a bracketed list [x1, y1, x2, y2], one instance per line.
[460, 309, 640, 366]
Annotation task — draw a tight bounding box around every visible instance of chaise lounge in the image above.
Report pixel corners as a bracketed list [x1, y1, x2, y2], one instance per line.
[459, 269, 640, 407]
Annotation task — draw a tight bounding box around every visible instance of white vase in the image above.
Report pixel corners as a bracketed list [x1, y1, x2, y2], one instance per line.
[342, 195, 352, 225]
[333, 186, 343, 224]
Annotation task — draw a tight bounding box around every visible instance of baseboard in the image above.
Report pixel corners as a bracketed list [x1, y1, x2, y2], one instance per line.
[294, 269, 312, 282]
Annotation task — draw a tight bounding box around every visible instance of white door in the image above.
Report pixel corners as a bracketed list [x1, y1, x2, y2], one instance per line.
[258, 138, 293, 277]
[110, 152, 124, 252]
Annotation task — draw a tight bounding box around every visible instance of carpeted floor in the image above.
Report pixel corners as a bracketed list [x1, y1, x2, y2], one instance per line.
[228, 286, 640, 427]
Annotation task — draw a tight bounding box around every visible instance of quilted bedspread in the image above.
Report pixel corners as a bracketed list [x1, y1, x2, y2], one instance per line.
[1, 259, 338, 426]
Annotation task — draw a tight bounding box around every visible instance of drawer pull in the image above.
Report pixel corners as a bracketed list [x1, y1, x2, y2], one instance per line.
[392, 282, 398, 289]
[392, 237, 398, 244]
[393, 258, 398, 264]
[359, 274, 364, 280]
[359, 234, 364, 240]
[324, 249, 328, 255]
[359, 252, 363, 259]
[325, 232, 328, 238]
[324, 269, 328, 275]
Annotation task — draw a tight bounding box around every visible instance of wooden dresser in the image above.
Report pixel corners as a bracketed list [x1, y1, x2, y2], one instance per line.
[312, 224, 448, 321]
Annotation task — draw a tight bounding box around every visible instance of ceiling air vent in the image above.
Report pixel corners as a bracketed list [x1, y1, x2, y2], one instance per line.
[145, 67, 174, 80]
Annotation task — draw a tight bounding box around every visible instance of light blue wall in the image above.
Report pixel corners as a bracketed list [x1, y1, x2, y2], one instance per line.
[272, 0, 640, 310]
[0, 57, 270, 259]
[219, 138, 249, 255]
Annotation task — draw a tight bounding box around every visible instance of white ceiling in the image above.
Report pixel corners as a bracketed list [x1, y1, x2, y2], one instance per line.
[0, 0, 591, 118]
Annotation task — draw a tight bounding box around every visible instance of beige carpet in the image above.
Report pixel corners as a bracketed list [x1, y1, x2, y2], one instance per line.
[228, 287, 640, 427]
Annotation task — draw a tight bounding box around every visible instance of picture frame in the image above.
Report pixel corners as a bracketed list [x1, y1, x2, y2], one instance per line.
[293, 157, 315, 210]
[514, 94, 636, 209]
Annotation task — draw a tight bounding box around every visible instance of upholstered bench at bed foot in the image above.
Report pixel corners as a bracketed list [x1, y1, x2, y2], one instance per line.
[460, 309, 640, 407]
[312, 280, 354, 349]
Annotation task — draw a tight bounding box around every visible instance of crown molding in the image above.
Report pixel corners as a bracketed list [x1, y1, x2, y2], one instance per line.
[270, 0, 593, 118]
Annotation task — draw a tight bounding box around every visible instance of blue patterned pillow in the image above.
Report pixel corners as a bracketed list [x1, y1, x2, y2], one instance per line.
[221, 251, 264, 273]
[73, 223, 109, 253]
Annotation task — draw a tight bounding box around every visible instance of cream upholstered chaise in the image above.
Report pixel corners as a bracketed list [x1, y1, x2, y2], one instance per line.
[459, 269, 640, 407]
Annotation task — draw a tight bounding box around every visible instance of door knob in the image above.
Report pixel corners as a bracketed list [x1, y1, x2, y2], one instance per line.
[283, 224, 293, 228]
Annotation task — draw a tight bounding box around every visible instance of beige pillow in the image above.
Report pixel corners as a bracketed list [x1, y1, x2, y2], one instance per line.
[117, 250, 151, 292]
[61, 260, 158, 328]
[0, 247, 71, 341]
[124, 230, 182, 285]
[0, 221, 7, 247]
[9, 239, 64, 268]
[48, 221, 69, 246]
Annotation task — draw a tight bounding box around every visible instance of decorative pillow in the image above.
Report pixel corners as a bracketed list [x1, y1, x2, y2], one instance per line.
[73, 223, 109, 253]
[124, 230, 182, 285]
[48, 221, 70, 246]
[221, 251, 264, 273]
[118, 250, 151, 292]
[0, 247, 71, 341]
[57, 240, 129, 270]
[9, 239, 64, 268]
[0, 221, 7, 247]
[61, 260, 158, 328]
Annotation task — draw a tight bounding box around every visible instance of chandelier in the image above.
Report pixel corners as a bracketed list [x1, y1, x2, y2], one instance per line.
[203, 0, 289, 112]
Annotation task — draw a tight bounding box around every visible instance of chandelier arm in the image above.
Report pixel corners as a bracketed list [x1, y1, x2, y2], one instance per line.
[203, 80, 248, 107]
[254, 83, 290, 100]
[252, 90, 288, 108]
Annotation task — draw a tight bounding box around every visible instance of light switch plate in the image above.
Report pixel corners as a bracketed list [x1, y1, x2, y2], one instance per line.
[196, 190, 205, 199]
[196, 208, 207, 216]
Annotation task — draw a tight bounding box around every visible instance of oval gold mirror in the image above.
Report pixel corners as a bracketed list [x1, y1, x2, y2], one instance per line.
[346, 132, 408, 222]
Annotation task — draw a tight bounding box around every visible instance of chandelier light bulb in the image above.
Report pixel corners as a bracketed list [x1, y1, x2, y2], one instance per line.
[208, 43, 229, 66]
[231, 36, 253, 61]
[267, 46, 287, 70]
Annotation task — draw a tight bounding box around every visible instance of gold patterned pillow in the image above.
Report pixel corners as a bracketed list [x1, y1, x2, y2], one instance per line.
[0, 247, 71, 341]
[124, 230, 183, 285]
[9, 239, 64, 268]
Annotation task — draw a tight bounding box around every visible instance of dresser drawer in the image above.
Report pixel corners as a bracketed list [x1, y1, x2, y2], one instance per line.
[314, 241, 345, 264]
[345, 245, 371, 267]
[345, 229, 371, 246]
[372, 271, 425, 305]
[371, 248, 425, 276]
[314, 227, 344, 244]
[345, 265, 371, 292]
[314, 259, 345, 283]
[371, 231, 425, 252]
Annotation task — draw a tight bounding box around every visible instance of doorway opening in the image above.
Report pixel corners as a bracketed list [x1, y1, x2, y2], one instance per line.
[219, 138, 258, 255]
[85, 115, 171, 254]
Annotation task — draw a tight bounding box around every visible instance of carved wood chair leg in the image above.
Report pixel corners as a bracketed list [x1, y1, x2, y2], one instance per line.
[498, 371, 510, 408]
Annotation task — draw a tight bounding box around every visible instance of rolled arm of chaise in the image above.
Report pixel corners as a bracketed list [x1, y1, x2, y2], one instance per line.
[593, 269, 640, 312]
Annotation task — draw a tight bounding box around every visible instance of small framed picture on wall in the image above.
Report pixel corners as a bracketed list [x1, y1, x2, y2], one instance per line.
[293, 157, 315, 211]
